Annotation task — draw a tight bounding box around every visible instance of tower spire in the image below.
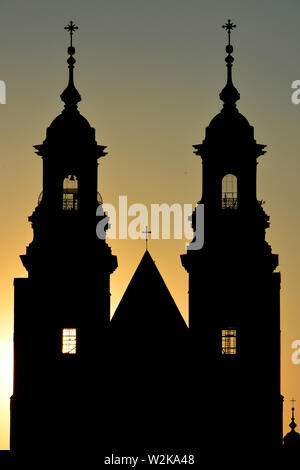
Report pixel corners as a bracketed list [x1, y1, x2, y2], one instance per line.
[60, 21, 81, 109]
[219, 19, 240, 108]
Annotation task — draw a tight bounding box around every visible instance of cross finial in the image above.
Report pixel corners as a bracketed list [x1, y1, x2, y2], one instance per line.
[222, 19, 236, 46]
[142, 226, 152, 251]
[64, 21, 78, 48]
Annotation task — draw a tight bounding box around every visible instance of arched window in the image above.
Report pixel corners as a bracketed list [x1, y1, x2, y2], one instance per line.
[63, 175, 78, 211]
[222, 174, 238, 209]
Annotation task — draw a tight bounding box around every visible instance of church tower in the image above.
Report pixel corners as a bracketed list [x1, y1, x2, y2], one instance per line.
[10, 22, 117, 455]
[181, 21, 282, 454]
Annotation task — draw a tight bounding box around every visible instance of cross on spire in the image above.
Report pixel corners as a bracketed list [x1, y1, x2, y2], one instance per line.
[142, 226, 152, 251]
[64, 21, 78, 48]
[222, 19, 236, 46]
[291, 397, 296, 408]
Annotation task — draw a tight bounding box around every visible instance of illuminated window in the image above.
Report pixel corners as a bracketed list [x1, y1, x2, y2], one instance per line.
[62, 328, 77, 354]
[63, 175, 78, 211]
[221, 329, 237, 355]
[222, 174, 238, 209]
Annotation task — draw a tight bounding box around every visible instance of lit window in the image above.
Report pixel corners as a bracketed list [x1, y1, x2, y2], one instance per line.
[62, 328, 77, 354]
[221, 329, 237, 355]
[63, 175, 78, 211]
[222, 174, 238, 209]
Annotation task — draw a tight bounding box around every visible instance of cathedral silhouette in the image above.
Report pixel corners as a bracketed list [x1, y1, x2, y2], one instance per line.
[8, 20, 300, 461]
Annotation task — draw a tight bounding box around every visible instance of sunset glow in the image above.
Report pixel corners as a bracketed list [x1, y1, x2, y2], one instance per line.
[1, 0, 300, 451]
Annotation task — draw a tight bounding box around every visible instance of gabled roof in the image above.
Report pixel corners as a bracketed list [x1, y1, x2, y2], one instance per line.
[112, 250, 187, 332]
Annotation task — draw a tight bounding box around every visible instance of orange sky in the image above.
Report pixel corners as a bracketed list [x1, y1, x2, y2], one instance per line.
[1, 0, 300, 450]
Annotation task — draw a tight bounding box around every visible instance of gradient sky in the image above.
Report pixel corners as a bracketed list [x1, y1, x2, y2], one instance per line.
[0, 0, 300, 449]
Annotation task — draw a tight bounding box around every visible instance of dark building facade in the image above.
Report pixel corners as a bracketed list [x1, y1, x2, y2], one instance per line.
[10, 20, 286, 459]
